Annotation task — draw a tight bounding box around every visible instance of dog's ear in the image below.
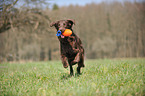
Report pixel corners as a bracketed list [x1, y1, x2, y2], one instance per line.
[67, 19, 75, 29]
[50, 22, 57, 27]
[67, 19, 75, 25]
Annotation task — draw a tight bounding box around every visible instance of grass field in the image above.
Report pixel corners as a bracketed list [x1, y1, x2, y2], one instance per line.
[0, 59, 145, 96]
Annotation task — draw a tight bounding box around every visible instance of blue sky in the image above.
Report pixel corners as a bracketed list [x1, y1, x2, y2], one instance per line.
[16, 0, 144, 9]
[49, 0, 142, 7]
[49, 0, 103, 7]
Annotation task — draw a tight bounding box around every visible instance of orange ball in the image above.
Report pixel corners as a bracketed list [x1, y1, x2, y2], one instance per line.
[62, 29, 72, 36]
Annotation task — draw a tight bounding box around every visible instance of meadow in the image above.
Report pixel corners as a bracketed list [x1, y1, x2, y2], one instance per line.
[0, 58, 145, 96]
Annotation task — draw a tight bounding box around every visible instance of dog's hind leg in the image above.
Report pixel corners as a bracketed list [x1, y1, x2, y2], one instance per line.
[77, 53, 85, 74]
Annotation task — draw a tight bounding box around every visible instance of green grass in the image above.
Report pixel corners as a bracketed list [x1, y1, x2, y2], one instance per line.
[0, 59, 145, 96]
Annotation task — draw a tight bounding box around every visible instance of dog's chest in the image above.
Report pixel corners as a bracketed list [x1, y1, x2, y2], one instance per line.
[59, 35, 79, 56]
[60, 41, 78, 58]
[61, 43, 76, 54]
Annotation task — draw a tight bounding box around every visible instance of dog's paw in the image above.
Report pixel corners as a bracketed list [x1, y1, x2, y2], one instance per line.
[63, 65, 68, 68]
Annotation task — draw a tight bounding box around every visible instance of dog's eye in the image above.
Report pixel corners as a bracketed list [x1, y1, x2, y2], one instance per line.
[58, 24, 60, 26]
[63, 23, 66, 26]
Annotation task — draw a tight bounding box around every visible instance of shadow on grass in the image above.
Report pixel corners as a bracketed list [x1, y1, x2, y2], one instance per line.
[60, 73, 82, 80]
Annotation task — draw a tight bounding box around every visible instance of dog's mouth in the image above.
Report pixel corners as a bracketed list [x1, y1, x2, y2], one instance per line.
[60, 31, 65, 38]
[56, 30, 66, 39]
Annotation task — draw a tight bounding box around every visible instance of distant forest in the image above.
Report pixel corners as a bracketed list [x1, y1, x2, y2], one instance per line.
[0, 1, 145, 62]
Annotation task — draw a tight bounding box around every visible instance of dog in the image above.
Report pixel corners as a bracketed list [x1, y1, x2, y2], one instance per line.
[50, 19, 85, 76]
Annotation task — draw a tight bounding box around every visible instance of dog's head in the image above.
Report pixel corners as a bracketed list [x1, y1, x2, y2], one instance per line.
[50, 19, 75, 33]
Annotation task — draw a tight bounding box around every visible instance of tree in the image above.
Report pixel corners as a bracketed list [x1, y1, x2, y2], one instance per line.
[52, 4, 59, 10]
[0, 0, 19, 33]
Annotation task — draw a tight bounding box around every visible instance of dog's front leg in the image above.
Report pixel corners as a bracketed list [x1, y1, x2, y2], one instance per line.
[68, 52, 80, 65]
[73, 52, 80, 63]
[61, 55, 68, 68]
[68, 59, 74, 76]
[69, 64, 74, 76]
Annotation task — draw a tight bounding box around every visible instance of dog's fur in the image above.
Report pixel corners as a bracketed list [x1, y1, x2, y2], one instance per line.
[50, 19, 85, 75]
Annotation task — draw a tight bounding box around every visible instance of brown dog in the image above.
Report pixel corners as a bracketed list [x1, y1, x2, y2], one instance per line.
[50, 19, 85, 76]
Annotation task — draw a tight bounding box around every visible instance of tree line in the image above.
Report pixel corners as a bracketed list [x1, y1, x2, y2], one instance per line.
[0, 0, 145, 62]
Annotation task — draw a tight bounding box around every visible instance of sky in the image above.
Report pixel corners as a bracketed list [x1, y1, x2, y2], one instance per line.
[49, 0, 103, 7]
[49, 0, 142, 7]
[16, 0, 144, 9]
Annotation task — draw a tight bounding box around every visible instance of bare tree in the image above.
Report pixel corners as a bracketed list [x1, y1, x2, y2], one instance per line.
[0, 0, 18, 33]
